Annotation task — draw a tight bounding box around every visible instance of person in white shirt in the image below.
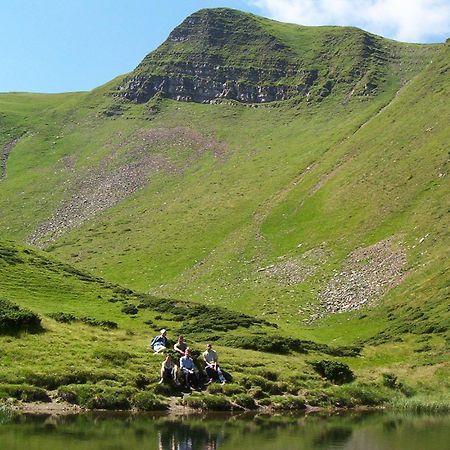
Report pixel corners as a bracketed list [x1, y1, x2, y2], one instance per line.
[203, 343, 226, 384]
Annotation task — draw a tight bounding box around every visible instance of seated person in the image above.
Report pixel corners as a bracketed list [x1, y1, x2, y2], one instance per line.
[203, 343, 226, 385]
[173, 335, 188, 355]
[179, 348, 200, 390]
[150, 329, 168, 353]
[159, 354, 178, 385]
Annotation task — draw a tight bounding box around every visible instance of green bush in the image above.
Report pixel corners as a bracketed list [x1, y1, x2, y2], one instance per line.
[121, 303, 138, 315]
[382, 373, 415, 397]
[138, 294, 270, 333]
[309, 360, 354, 384]
[0, 299, 42, 334]
[133, 391, 169, 411]
[48, 312, 77, 323]
[48, 312, 117, 329]
[0, 245, 24, 265]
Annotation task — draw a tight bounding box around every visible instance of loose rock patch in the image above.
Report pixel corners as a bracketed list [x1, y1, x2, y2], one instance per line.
[263, 245, 330, 285]
[28, 127, 228, 246]
[317, 237, 407, 316]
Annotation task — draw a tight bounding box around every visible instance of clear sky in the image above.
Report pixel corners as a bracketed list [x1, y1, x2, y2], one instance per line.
[1, 0, 449, 93]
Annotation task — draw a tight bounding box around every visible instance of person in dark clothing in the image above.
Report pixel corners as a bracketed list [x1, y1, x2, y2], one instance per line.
[179, 348, 200, 389]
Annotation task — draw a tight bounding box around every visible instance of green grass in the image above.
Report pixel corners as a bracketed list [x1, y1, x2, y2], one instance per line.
[0, 10, 448, 410]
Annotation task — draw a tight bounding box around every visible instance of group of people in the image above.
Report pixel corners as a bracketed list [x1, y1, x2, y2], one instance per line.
[150, 329, 226, 390]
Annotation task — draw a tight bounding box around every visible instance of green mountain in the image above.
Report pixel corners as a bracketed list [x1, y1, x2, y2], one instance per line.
[0, 8, 448, 410]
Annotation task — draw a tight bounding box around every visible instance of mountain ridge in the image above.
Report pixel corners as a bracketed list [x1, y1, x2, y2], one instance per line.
[114, 8, 439, 104]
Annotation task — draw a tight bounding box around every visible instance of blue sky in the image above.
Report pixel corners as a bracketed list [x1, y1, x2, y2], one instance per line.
[1, 0, 449, 93]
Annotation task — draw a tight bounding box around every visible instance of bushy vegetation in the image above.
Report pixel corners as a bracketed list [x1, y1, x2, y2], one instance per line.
[138, 294, 270, 333]
[220, 334, 360, 356]
[48, 312, 118, 329]
[309, 360, 354, 385]
[0, 299, 41, 334]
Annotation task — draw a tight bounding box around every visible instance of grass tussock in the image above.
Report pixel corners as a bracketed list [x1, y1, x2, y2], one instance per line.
[391, 396, 450, 414]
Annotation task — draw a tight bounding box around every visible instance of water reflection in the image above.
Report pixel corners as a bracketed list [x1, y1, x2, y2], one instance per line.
[157, 420, 224, 450]
[0, 410, 449, 450]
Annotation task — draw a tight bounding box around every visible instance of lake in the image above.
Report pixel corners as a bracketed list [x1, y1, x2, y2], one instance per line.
[0, 410, 449, 450]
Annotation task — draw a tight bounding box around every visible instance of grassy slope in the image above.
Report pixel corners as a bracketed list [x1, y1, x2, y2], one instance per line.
[0, 11, 448, 406]
[0, 240, 448, 408]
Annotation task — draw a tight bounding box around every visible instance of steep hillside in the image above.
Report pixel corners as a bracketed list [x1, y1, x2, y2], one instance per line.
[115, 8, 434, 103]
[0, 8, 447, 359]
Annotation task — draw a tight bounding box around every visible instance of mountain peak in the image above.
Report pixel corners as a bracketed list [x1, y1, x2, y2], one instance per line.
[113, 9, 436, 105]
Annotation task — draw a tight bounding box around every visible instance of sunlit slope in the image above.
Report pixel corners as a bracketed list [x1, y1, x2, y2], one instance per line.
[46, 42, 449, 344]
[0, 11, 446, 345]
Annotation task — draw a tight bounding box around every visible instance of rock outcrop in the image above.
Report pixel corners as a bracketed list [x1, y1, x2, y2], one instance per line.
[115, 8, 387, 104]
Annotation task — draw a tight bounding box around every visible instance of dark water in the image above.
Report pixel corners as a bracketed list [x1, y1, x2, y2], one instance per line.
[0, 411, 449, 450]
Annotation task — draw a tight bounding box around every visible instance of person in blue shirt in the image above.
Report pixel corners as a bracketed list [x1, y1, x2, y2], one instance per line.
[180, 348, 199, 390]
[150, 329, 169, 353]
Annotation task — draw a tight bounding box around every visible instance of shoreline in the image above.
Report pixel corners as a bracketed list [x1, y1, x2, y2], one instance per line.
[8, 398, 384, 417]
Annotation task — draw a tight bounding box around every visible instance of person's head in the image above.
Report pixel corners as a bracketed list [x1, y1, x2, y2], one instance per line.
[206, 343, 212, 351]
[165, 354, 172, 362]
[178, 335, 184, 343]
[184, 347, 191, 357]
[160, 329, 167, 336]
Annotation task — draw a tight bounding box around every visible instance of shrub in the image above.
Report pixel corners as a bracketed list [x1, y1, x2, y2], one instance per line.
[134, 374, 151, 389]
[138, 294, 271, 333]
[0, 245, 24, 265]
[309, 360, 354, 384]
[0, 299, 42, 334]
[48, 312, 77, 323]
[80, 317, 118, 329]
[121, 303, 138, 315]
[133, 391, 168, 411]
[48, 312, 117, 329]
[382, 373, 414, 397]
